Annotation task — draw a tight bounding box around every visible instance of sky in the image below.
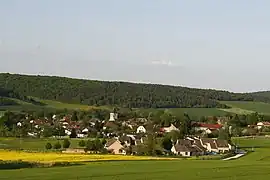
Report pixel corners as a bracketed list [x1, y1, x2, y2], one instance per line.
[1, 0, 270, 93]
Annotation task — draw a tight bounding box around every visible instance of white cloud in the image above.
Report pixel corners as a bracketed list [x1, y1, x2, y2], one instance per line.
[151, 60, 178, 67]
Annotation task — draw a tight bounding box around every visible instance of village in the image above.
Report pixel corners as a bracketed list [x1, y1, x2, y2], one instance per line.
[2, 110, 269, 157]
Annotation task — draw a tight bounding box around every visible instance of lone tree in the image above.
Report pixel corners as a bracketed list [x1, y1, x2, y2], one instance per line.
[45, 142, 52, 150]
[63, 139, 71, 148]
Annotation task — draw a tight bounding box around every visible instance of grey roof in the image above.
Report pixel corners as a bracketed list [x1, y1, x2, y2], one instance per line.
[174, 144, 195, 152]
[177, 139, 192, 146]
[201, 138, 218, 149]
[215, 139, 229, 148]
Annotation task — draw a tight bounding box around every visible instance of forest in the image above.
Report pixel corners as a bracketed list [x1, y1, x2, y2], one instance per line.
[0, 73, 269, 108]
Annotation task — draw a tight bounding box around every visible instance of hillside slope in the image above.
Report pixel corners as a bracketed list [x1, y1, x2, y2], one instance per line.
[250, 91, 270, 98]
[0, 73, 269, 108]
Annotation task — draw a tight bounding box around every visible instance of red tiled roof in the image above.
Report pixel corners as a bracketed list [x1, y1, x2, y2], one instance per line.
[261, 122, 270, 126]
[196, 123, 223, 129]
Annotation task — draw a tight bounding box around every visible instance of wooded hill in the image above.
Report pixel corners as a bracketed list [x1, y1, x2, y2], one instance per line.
[0, 73, 269, 108]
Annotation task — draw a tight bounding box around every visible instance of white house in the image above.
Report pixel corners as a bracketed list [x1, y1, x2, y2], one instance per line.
[200, 138, 231, 153]
[82, 128, 89, 133]
[171, 144, 192, 157]
[136, 126, 146, 133]
[257, 122, 270, 129]
[17, 122, 22, 127]
[65, 129, 71, 136]
[161, 124, 179, 133]
[77, 133, 86, 138]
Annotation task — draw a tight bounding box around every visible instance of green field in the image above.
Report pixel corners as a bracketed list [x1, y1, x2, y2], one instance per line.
[138, 108, 228, 118]
[0, 97, 111, 112]
[221, 101, 270, 115]
[1, 137, 270, 179]
[0, 138, 90, 151]
[2, 98, 270, 117]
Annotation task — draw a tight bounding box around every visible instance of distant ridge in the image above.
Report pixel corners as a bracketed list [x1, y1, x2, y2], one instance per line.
[0, 73, 269, 109]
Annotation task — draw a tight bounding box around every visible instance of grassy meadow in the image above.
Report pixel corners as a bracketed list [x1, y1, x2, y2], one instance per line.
[3, 96, 270, 117]
[0, 138, 91, 151]
[0, 137, 270, 179]
[221, 101, 270, 115]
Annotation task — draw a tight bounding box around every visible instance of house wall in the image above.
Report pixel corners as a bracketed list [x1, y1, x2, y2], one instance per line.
[180, 151, 191, 157]
[217, 147, 230, 153]
[206, 144, 219, 153]
[136, 126, 146, 133]
[108, 140, 125, 155]
[171, 146, 191, 157]
[171, 146, 177, 154]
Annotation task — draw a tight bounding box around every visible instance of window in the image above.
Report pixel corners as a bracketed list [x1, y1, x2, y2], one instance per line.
[185, 152, 188, 156]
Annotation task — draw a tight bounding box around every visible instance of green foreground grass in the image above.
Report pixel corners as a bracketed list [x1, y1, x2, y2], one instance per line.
[1, 150, 270, 180]
[1, 137, 270, 179]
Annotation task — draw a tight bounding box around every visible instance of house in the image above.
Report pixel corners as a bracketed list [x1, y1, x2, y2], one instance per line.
[65, 129, 71, 136]
[136, 126, 146, 134]
[256, 122, 270, 129]
[17, 122, 22, 127]
[200, 138, 231, 153]
[200, 138, 219, 153]
[105, 139, 126, 155]
[160, 124, 179, 133]
[215, 139, 231, 153]
[103, 121, 119, 130]
[194, 123, 223, 134]
[171, 144, 196, 157]
[171, 138, 206, 156]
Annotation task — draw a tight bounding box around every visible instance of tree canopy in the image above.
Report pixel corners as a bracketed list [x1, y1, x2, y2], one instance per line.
[1, 73, 270, 108]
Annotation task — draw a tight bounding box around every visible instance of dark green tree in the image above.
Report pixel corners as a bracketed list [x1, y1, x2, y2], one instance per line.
[45, 142, 52, 150]
[161, 135, 173, 151]
[62, 139, 71, 148]
[69, 128, 77, 138]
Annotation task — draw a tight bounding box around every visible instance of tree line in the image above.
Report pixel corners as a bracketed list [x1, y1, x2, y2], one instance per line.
[1, 73, 270, 108]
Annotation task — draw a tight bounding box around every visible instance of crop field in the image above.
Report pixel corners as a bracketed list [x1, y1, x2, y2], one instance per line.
[0, 150, 173, 163]
[0, 137, 270, 179]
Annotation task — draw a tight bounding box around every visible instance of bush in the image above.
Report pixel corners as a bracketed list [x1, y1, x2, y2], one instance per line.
[53, 142, 62, 149]
[62, 139, 71, 148]
[45, 143, 52, 150]
[78, 140, 86, 147]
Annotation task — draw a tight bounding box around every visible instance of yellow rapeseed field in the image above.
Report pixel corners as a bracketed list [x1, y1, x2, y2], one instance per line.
[0, 150, 176, 163]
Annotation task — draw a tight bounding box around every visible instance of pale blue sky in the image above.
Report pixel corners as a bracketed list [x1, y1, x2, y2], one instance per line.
[1, 0, 270, 92]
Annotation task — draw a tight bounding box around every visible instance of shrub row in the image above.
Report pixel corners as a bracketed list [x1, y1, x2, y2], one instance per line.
[0, 160, 79, 170]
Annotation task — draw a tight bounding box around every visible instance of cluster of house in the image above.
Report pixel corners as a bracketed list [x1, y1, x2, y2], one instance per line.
[171, 137, 232, 156]
[104, 135, 232, 157]
[18, 111, 231, 139]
